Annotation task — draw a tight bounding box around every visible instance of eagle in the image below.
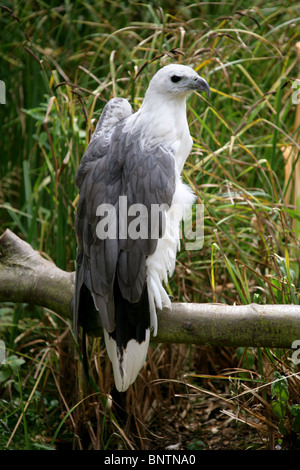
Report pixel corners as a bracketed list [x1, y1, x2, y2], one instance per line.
[72, 64, 210, 392]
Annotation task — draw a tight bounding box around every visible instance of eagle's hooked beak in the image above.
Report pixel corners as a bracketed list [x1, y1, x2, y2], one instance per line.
[191, 76, 211, 98]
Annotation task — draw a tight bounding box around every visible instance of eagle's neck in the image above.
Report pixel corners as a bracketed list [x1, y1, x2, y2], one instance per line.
[136, 93, 192, 172]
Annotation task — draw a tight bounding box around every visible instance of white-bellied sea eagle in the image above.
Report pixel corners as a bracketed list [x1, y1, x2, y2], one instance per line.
[72, 64, 210, 392]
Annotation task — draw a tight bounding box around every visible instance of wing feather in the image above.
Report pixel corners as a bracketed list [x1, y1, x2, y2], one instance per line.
[72, 100, 176, 339]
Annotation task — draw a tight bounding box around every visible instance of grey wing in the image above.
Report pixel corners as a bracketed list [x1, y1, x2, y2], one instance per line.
[72, 98, 133, 337]
[72, 113, 176, 337]
[75, 98, 133, 179]
[74, 159, 121, 335]
[115, 136, 176, 304]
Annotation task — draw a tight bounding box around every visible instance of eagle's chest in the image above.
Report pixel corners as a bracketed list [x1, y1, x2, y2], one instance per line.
[158, 104, 192, 173]
[135, 99, 192, 174]
[173, 128, 193, 173]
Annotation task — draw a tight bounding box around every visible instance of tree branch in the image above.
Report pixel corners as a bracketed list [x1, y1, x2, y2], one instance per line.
[1, 229, 300, 348]
[0, 229, 74, 318]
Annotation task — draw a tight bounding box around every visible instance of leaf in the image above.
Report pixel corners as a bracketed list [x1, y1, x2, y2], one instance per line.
[291, 405, 300, 433]
[187, 439, 206, 450]
[271, 399, 286, 420]
[5, 355, 26, 373]
[271, 372, 289, 402]
[278, 420, 288, 436]
[0, 368, 11, 384]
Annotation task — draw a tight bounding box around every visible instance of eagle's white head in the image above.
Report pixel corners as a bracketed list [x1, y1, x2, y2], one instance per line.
[133, 64, 210, 169]
[145, 64, 210, 99]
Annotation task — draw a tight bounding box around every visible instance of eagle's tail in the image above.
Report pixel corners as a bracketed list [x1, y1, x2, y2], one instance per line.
[104, 280, 151, 392]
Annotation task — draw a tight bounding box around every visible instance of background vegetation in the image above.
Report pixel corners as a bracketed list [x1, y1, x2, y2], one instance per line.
[0, 0, 300, 450]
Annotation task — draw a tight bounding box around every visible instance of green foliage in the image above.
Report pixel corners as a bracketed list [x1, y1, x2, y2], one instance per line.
[187, 439, 206, 450]
[0, 354, 25, 387]
[271, 371, 289, 434]
[291, 405, 300, 433]
[271, 371, 300, 442]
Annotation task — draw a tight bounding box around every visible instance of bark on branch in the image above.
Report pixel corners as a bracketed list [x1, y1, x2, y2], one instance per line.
[1, 229, 300, 348]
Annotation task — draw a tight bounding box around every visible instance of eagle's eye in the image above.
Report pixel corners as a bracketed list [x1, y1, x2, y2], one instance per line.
[171, 75, 182, 83]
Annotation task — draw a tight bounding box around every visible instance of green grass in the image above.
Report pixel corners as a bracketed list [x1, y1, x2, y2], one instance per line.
[0, 0, 300, 450]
